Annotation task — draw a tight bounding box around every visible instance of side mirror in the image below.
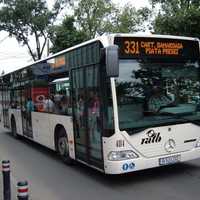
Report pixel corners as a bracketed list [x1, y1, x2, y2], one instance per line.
[105, 45, 119, 77]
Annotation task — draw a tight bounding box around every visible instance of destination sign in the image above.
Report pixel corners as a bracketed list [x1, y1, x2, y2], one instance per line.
[114, 37, 199, 59]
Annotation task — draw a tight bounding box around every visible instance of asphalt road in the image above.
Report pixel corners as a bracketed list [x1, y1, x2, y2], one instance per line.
[0, 127, 200, 200]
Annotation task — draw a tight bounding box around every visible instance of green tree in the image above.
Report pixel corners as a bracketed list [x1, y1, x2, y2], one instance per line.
[73, 0, 114, 39]
[50, 16, 87, 53]
[104, 4, 151, 33]
[74, 0, 151, 38]
[150, 0, 200, 38]
[0, 0, 68, 61]
[50, 0, 151, 52]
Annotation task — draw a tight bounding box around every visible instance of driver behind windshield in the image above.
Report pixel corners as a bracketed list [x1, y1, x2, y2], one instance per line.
[148, 85, 174, 113]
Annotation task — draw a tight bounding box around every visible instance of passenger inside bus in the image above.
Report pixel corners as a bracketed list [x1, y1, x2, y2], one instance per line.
[60, 96, 69, 114]
[43, 95, 56, 113]
[11, 100, 19, 109]
[88, 91, 100, 142]
[26, 98, 34, 112]
[77, 94, 84, 128]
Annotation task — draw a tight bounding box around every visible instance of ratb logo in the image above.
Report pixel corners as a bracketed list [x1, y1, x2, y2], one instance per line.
[141, 130, 161, 145]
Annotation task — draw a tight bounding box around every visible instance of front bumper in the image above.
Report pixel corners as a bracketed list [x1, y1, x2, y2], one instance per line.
[104, 147, 200, 174]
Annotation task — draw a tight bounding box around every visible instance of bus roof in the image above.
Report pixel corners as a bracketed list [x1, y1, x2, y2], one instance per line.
[1, 33, 200, 77]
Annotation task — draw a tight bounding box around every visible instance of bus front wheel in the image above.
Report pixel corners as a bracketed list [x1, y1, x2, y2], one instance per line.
[57, 128, 73, 165]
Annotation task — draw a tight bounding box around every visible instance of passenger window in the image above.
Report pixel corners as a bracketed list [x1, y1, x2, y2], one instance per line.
[49, 78, 72, 115]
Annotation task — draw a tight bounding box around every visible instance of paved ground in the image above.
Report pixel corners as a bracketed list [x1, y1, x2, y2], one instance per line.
[1, 127, 200, 200]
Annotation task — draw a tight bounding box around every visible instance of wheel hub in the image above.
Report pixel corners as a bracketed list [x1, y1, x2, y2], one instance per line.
[58, 137, 68, 156]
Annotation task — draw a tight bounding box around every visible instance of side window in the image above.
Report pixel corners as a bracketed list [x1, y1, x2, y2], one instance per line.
[72, 68, 86, 138]
[21, 88, 26, 111]
[86, 65, 102, 147]
[10, 89, 21, 109]
[73, 68, 85, 113]
[2, 86, 10, 110]
[31, 80, 49, 113]
[49, 78, 72, 115]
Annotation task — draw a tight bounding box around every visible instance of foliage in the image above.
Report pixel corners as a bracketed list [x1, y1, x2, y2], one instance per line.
[74, 0, 151, 38]
[50, 0, 151, 52]
[73, 0, 114, 39]
[0, 0, 68, 61]
[50, 16, 87, 53]
[104, 5, 151, 33]
[150, 0, 200, 38]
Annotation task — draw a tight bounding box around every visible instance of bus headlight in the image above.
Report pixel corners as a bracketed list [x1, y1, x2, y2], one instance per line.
[108, 150, 139, 161]
[196, 139, 200, 147]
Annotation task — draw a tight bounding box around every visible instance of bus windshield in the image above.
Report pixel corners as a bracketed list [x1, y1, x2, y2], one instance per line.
[115, 59, 200, 132]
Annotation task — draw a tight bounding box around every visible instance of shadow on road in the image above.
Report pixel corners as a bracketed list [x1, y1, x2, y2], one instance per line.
[4, 130, 200, 188]
[74, 162, 200, 187]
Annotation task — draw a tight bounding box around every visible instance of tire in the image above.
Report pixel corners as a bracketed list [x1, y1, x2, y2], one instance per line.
[11, 118, 19, 138]
[57, 128, 73, 165]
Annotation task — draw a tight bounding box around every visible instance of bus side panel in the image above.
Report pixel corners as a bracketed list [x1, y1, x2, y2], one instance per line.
[9, 109, 23, 135]
[48, 114, 75, 159]
[32, 112, 53, 149]
[31, 112, 75, 159]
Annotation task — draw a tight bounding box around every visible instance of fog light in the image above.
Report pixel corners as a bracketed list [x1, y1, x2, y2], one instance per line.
[108, 150, 139, 161]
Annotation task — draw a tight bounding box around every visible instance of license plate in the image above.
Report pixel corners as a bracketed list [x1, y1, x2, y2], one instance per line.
[159, 155, 181, 166]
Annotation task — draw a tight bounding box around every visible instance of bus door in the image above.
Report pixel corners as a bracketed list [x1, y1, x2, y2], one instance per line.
[71, 65, 103, 169]
[2, 86, 10, 128]
[21, 88, 33, 138]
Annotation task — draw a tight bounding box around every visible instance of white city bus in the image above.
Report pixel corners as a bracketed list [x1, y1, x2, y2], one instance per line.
[0, 34, 200, 174]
